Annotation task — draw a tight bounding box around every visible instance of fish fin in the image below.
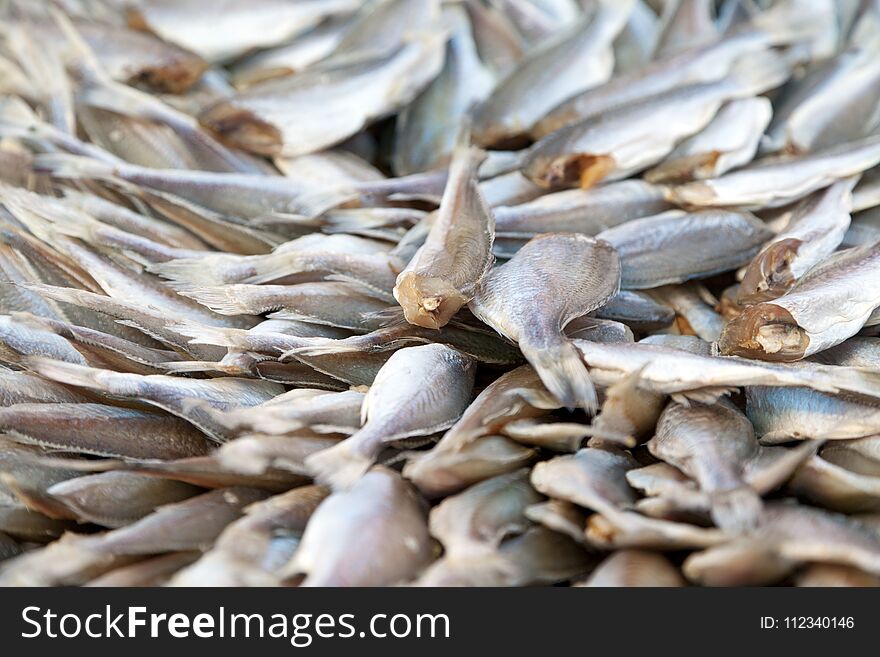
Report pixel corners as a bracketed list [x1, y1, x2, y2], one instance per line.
[671, 386, 737, 405]
[22, 356, 105, 390]
[169, 319, 243, 348]
[520, 338, 597, 412]
[304, 440, 374, 490]
[709, 486, 763, 533]
[745, 440, 821, 494]
[148, 256, 230, 287]
[172, 284, 249, 315]
[295, 188, 361, 219]
[727, 49, 791, 97]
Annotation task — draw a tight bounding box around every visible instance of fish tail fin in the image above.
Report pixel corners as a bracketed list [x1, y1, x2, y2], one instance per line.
[710, 486, 763, 533]
[727, 49, 791, 97]
[520, 337, 597, 412]
[23, 356, 104, 389]
[147, 256, 231, 287]
[169, 319, 244, 348]
[304, 439, 375, 490]
[172, 284, 251, 315]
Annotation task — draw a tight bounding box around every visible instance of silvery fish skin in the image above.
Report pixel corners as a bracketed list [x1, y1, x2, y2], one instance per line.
[650, 283, 724, 341]
[522, 50, 789, 189]
[573, 340, 880, 402]
[126, 0, 360, 63]
[653, 0, 718, 59]
[671, 133, 880, 209]
[305, 344, 476, 489]
[217, 433, 341, 477]
[230, 17, 351, 87]
[844, 207, 880, 247]
[470, 234, 620, 410]
[530, 447, 638, 515]
[649, 400, 763, 531]
[578, 549, 686, 587]
[198, 33, 446, 157]
[763, 46, 880, 154]
[501, 418, 590, 452]
[0, 403, 211, 460]
[591, 289, 675, 332]
[809, 336, 880, 369]
[597, 210, 772, 290]
[393, 139, 495, 329]
[719, 242, 880, 361]
[472, 0, 632, 147]
[524, 498, 588, 545]
[737, 179, 856, 304]
[493, 179, 672, 237]
[532, 0, 829, 138]
[0, 313, 87, 366]
[90, 487, 270, 556]
[24, 357, 285, 442]
[405, 433, 537, 499]
[493, 0, 581, 43]
[284, 467, 433, 586]
[169, 484, 329, 587]
[746, 385, 880, 443]
[853, 166, 880, 212]
[479, 171, 544, 208]
[0, 534, 137, 586]
[463, 0, 525, 76]
[47, 472, 202, 528]
[645, 97, 771, 183]
[393, 5, 494, 176]
[585, 505, 727, 550]
[684, 501, 880, 585]
[639, 334, 714, 355]
[788, 451, 880, 513]
[221, 389, 365, 436]
[0, 366, 93, 405]
[427, 469, 540, 560]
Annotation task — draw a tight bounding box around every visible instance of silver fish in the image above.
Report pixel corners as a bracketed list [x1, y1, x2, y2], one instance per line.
[470, 234, 620, 409]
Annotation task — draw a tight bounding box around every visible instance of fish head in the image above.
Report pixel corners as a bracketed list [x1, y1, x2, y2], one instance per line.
[523, 151, 615, 189]
[199, 102, 282, 156]
[393, 272, 468, 329]
[737, 238, 802, 304]
[717, 303, 809, 361]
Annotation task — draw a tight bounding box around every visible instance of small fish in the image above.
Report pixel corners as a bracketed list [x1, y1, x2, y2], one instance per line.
[87, 552, 201, 587]
[810, 336, 880, 369]
[671, 133, 880, 208]
[591, 290, 675, 333]
[719, 242, 880, 361]
[522, 50, 789, 189]
[684, 501, 880, 585]
[393, 135, 495, 329]
[24, 357, 285, 442]
[584, 368, 665, 448]
[788, 451, 880, 513]
[47, 472, 202, 528]
[573, 340, 880, 402]
[283, 467, 433, 586]
[90, 487, 270, 555]
[305, 344, 476, 488]
[472, 0, 632, 147]
[169, 485, 329, 586]
[597, 210, 772, 289]
[533, 0, 830, 137]
[0, 403, 212, 460]
[531, 447, 638, 515]
[127, 0, 360, 63]
[649, 400, 764, 531]
[470, 234, 621, 409]
[763, 45, 880, 154]
[645, 97, 771, 183]
[198, 33, 446, 157]
[393, 5, 495, 175]
[217, 434, 342, 477]
[746, 386, 880, 443]
[493, 179, 672, 237]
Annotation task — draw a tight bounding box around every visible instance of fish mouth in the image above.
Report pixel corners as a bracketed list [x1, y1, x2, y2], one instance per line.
[737, 238, 802, 305]
[541, 153, 616, 189]
[198, 103, 283, 156]
[393, 274, 465, 330]
[717, 303, 809, 361]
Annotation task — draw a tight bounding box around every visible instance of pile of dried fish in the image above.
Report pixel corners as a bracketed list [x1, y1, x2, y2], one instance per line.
[2, 0, 880, 588]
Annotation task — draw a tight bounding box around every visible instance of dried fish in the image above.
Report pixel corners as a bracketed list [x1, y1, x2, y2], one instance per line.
[470, 234, 620, 409]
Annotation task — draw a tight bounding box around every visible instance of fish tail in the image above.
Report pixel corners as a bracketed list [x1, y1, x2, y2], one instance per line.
[710, 486, 763, 533]
[148, 256, 229, 287]
[23, 356, 103, 389]
[727, 49, 791, 97]
[172, 284, 250, 315]
[305, 439, 375, 490]
[520, 337, 597, 412]
[169, 319, 244, 348]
